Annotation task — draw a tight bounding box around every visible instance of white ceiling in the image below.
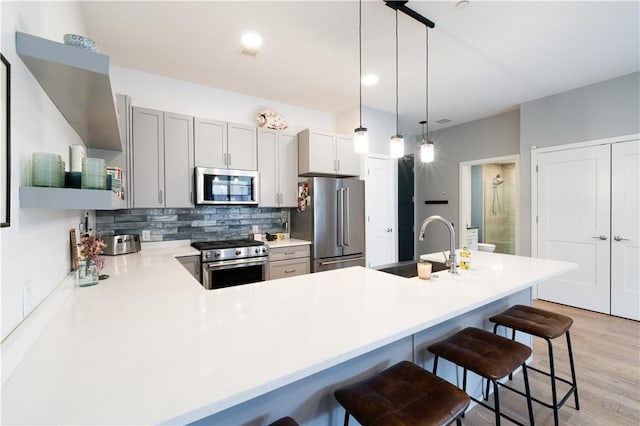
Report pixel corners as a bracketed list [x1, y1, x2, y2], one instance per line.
[79, 1, 640, 133]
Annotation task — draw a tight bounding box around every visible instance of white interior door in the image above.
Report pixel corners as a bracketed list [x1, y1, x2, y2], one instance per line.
[611, 140, 640, 320]
[365, 156, 395, 267]
[536, 145, 611, 313]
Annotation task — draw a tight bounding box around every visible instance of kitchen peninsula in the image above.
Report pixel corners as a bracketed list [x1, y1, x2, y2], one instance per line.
[1, 247, 575, 425]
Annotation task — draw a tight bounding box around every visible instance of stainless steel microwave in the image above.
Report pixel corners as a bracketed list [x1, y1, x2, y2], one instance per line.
[195, 167, 260, 205]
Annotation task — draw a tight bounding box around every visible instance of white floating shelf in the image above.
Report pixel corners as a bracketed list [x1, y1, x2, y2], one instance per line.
[20, 187, 126, 210]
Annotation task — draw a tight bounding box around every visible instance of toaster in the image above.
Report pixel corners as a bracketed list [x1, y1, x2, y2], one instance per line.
[102, 234, 141, 256]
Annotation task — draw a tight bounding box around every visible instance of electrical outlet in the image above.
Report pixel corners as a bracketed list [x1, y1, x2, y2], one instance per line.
[141, 230, 151, 241]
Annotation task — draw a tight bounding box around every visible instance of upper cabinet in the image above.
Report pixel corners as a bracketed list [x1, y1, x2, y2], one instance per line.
[15, 32, 122, 151]
[194, 118, 257, 171]
[298, 129, 360, 177]
[132, 107, 194, 208]
[258, 129, 298, 207]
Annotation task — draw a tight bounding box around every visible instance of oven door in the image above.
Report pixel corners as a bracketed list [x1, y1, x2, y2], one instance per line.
[202, 258, 268, 290]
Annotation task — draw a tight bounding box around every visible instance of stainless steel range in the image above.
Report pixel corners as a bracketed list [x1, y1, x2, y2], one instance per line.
[191, 239, 269, 290]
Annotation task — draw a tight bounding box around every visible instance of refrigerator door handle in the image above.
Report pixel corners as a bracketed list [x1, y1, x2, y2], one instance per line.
[344, 187, 350, 246]
[337, 187, 344, 247]
[319, 256, 366, 266]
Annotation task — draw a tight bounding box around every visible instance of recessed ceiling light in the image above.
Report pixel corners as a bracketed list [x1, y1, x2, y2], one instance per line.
[455, 0, 470, 9]
[241, 32, 262, 50]
[362, 74, 379, 86]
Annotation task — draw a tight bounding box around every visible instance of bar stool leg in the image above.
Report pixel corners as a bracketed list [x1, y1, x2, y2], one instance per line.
[522, 363, 535, 426]
[547, 338, 559, 426]
[433, 356, 439, 375]
[343, 410, 350, 426]
[566, 331, 580, 410]
[509, 328, 516, 381]
[492, 379, 501, 426]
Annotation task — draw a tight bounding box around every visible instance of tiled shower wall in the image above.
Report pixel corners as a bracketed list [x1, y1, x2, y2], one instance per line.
[95, 207, 289, 242]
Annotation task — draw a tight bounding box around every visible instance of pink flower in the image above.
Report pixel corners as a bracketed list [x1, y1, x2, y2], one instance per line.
[78, 232, 106, 270]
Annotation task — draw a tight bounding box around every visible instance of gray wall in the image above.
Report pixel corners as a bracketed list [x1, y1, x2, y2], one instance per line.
[416, 110, 520, 255]
[519, 71, 640, 255]
[470, 165, 483, 242]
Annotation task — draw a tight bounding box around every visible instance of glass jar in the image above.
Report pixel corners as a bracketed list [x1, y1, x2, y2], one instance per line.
[78, 259, 99, 287]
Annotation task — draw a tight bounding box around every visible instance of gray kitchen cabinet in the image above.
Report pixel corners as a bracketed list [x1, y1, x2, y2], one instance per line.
[132, 107, 194, 208]
[228, 123, 257, 170]
[194, 119, 257, 170]
[177, 255, 201, 282]
[194, 118, 227, 168]
[298, 129, 360, 177]
[258, 128, 298, 207]
[268, 245, 310, 280]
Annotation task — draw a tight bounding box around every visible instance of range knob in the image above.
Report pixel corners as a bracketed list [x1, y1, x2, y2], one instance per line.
[262, 247, 268, 254]
[205, 252, 211, 259]
[254, 248, 260, 254]
[235, 249, 242, 256]
[214, 251, 221, 258]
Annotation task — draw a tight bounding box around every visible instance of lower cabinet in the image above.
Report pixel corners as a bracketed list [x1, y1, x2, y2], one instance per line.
[268, 245, 310, 280]
[177, 255, 201, 282]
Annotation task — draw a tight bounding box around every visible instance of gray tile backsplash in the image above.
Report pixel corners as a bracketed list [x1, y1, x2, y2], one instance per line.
[96, 207, 289, 242]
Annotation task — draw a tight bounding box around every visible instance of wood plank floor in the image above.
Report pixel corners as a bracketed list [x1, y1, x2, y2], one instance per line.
[460, 300, 640, 425]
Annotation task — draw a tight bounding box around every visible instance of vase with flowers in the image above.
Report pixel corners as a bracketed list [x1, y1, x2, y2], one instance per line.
[77, 232, 106, 287]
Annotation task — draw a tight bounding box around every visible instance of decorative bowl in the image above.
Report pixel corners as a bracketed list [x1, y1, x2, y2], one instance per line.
[63, 34, 99, 52]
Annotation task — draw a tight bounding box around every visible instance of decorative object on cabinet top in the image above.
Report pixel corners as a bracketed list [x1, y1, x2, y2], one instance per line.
[257, 107, 289, 130]
[63, 34, 99, 52]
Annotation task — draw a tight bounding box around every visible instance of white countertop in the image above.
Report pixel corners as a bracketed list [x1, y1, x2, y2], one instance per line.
[265, 238, 312, 248]
[1, 249, 575, 425]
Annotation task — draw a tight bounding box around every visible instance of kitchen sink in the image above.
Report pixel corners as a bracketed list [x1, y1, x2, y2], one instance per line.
[376, 260, 449, 278]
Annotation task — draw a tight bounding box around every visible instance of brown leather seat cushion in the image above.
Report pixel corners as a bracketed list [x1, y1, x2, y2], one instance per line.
[428, 327, 532, 381]
[334, 361, 470, 426]
[267, 417, 299, 426]
[490, 304, 573, 339]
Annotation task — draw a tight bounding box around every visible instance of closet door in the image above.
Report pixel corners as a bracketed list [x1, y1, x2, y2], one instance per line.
[611, 140, 640, 320]
[536, 145, 611, 314]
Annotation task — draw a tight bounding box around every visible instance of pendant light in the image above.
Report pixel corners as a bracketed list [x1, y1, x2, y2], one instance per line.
[354, 0, 368, 153]
[390, 9, 404, 159]
[420, 25, 434, 163]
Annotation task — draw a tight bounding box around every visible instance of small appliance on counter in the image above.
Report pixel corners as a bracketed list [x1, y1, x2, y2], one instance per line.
[102, 234, 141, 256]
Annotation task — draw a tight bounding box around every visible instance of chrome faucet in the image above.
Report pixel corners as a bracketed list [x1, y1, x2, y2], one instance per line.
[418, 215, 458, 274]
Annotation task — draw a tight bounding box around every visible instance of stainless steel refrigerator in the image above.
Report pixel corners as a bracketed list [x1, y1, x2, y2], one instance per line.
[290, 177, 366, 272]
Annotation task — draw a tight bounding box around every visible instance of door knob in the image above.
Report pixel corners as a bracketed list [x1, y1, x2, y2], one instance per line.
[386, 228, 393, 232]
[591, 235, 607, 240]
[613, 235, 630, 241]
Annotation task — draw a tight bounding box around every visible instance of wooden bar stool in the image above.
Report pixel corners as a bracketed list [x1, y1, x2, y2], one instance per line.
[489, 304, 579, 426]
[334, 361, 470, 426]
[428, 327, 535, 426]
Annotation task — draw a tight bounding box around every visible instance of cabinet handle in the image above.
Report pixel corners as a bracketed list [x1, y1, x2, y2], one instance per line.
[158, 190, 163, 204]
[614, 235, 630, 241]
[284, 269, 296, 274]
[284, 252, 295, 255]
[335, 159, 340, 172]
[591, 235, 607, 240]
[228, 153, 232, 165]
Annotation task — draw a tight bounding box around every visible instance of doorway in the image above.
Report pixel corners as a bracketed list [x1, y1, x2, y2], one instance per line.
[398, 155, 415, 261]
[459, 155, 519, 254]
[365, 155, 396, 267]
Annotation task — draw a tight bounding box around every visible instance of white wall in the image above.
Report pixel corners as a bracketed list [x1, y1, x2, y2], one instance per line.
[1, 2, 89, 340]
[336, 105, 396, 157]
[519, 72, 640, 255]
[110, 66, 335, 132]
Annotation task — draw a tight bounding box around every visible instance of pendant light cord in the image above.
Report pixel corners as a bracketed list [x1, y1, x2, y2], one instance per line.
[395, 9, 399, 136]
[425, 25, 429, 137]
[359, 0, 363, 128]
